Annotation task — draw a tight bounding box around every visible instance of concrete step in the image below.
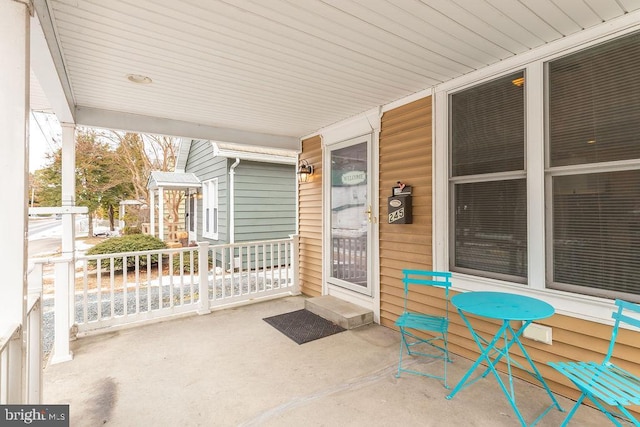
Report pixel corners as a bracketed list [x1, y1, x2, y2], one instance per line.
[305, 295, 373, 330]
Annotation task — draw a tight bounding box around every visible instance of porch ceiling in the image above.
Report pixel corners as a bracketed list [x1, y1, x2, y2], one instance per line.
[32, 0, 639, 149]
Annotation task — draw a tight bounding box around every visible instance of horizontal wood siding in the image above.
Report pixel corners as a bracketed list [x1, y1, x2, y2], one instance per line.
[184, 139, 228, 243]
[379, 97, 434, 329]
[380, 98, 640, 415]
[299, 136, 322, 297]
[233, 161, 296, 241]
[377, 100, 640, 417]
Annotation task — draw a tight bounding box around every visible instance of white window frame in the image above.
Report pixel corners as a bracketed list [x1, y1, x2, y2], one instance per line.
[202, 178, 218, 240]
[434, 17, 640, 325]
[448, 70, 528, 284]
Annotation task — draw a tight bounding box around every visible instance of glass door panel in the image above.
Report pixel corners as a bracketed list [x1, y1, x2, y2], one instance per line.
[328, 139, 371, 294]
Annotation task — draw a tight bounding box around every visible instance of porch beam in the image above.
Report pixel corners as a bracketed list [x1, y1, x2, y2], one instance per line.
[30, 3, 74, 123]
[75, 106, 300, 150]
[0, 0, 30, 403]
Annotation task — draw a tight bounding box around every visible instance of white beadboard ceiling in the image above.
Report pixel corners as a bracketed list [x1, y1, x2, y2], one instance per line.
[32, 0, 640, 146]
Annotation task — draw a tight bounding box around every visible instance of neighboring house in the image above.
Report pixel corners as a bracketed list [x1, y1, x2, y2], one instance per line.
[147, 171, 200, 243]
[298, 26, 640, 405]
[177, 139, 297, 248]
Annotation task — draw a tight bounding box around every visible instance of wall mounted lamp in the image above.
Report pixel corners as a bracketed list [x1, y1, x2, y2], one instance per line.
[297, 159, 314, 183]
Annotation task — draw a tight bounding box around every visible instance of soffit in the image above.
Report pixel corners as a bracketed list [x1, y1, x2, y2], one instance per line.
[34, 0, 640, 144]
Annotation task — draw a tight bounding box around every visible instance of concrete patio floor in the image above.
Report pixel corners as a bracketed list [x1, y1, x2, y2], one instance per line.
[44, 296, 608, 426]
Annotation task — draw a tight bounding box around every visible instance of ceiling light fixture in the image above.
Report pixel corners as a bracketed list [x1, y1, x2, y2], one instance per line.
[512, 77, 525, 87]
[126, 74, 153, 84]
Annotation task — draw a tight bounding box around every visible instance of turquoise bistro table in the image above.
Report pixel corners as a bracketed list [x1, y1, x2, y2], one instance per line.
[446, 291, 563, 426]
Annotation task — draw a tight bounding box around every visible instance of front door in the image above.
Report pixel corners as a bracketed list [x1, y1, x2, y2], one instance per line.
[326, 134, 374, 296]
[188, 191, 197, 243]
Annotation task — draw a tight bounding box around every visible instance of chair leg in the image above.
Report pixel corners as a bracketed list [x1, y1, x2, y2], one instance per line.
[443, 334, 449, 389]
[560, 393, 587, 427]
[396, 329, 406, 378]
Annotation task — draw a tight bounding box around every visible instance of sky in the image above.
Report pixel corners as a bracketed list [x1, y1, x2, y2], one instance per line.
[29, 111, 61, 172]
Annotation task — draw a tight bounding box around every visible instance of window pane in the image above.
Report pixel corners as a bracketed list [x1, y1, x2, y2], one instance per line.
[451, 72, 525, 176]
[551, 171, 640, 297]
[454, 179, 527, 279]
[549, 32, 640, 166]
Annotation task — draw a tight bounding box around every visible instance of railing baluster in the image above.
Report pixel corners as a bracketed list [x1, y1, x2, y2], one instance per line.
[110, 258, 115, 318]
[135, 255, 140, 314]
[123, 256, 128, 317]
[26, 296, 42, 404]
[97, 259, 102, 321]
[169, 252, 174, 308]
[147, 254, 152, 312]
[82, 261, 88, 324]
[227, 246, 236, 297]
[262, 243, 267, 289]
[270, 243, 275, 288]
[277, 242, 282, 288]
[238, 245, 244, 295]
[158, 252, 163, 308]
[223, 248, 228, 299]
[189, 249, 194, 303]
[179, 251, 185, 306]
[253, 244, 258, 292]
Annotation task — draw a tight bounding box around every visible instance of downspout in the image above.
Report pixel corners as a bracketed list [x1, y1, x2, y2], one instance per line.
[229, 158, 240, 244]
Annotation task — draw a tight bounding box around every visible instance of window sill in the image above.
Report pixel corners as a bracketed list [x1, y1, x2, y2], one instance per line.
[451, 272, 622, 328]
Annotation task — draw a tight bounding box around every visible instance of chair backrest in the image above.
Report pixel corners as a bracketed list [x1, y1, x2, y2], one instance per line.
[401, 269, 452, 315]
[604, 299, 640, 364]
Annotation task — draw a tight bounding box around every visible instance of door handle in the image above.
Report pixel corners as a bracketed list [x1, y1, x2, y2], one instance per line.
[366, 205, 376, 223]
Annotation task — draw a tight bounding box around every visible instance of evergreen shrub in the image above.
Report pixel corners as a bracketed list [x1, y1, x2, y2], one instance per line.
[86, 234, 167, 270]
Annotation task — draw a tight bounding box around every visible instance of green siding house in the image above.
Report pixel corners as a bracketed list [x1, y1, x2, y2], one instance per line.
[177, 139, 297, 246]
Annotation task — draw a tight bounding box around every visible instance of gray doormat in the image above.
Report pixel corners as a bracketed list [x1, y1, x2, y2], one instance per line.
[263, 309, 345, 345]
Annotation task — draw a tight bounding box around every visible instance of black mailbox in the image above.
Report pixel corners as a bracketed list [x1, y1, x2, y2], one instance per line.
[388, 185, 412, 224]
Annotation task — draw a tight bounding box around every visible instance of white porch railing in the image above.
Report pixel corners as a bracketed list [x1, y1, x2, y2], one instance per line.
[0, 281, 42, 404]
[73, 236, 299, 334]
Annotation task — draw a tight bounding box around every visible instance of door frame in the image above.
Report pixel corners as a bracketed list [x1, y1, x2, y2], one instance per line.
[320, 108, 381, 321]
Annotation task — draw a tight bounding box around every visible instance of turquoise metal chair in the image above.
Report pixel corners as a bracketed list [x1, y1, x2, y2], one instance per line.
[548, 299, 640, 426]
[395, 269, 452, 388]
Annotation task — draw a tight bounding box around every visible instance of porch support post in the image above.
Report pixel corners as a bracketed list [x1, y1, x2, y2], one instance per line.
[119, 202, 125, 229]
[290, 234, 300, 295]
[51, 258, 73, 364]
[61, 123, 76, 325]
[49, 122, 76, 364]
[197, 241, 211, 314]
[158, 186, 164, 240]
[0, 0, 30, 403]
[60, 123, 76, 255]
[150, 189, 155, 237]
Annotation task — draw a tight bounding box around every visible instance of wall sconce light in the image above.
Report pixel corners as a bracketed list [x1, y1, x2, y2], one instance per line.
[297, 160, 314, 183]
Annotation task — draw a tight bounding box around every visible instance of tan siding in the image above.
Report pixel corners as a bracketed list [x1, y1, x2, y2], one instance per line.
[379, 97, 434, 328]
[378, 96, 640, 418]
[298, 136, 323, 297]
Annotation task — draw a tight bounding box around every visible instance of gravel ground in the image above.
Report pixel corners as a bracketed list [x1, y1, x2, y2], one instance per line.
[42, 274, 292, 357]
